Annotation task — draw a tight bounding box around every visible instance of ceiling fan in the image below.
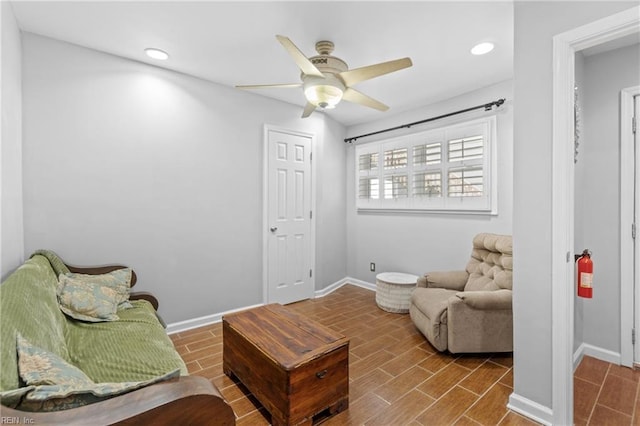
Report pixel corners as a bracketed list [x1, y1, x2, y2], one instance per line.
[236, 35, 413, 118]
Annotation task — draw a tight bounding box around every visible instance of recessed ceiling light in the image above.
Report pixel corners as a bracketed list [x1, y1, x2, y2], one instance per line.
[144, 48, 169, 60]
[471, 42, 494, 56]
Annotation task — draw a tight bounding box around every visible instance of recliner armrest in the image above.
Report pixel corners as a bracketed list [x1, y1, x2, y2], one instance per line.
[419, 270, 468, 291]
[454, 289, 512, 310]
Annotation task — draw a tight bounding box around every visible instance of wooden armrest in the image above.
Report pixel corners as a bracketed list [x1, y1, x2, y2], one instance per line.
[0, 376, 236, 425]
[130, 292, 166, 328]
[65, 264, 137, 288]
[130, 291, 159, 311]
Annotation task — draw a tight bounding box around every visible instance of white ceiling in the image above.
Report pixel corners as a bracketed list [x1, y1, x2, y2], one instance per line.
[10, 1, 514, 127]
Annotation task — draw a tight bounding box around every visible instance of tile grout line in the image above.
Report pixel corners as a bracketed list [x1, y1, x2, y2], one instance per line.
[586, 363, 611, 425]
[631, 373, 640, 425]
[457, 370, 513, 425]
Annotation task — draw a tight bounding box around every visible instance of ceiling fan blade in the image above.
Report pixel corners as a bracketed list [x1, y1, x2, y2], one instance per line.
[342, 88, 389, 111]
[236, 83, 302, 90]
[276, 35, 324, 78]
[301, 102, 316, 118]
[339, 57, 413, 87]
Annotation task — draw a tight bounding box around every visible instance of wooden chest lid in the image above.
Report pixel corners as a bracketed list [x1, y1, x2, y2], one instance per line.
[223, 304, 349, 370]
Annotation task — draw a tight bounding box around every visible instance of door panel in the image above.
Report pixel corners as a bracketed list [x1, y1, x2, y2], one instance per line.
[267, 130, 313, 304]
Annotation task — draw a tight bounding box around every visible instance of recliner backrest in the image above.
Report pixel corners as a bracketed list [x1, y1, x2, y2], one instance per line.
[464, 233, 513, 292]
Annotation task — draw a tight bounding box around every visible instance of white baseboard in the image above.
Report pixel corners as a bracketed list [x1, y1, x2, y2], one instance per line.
[166, 303, 263, 335]
[314, 277, 350, 298]
[167, 277, 376, 334]
[507, 392, 553, 426]
[342, 276, 376, 292]
[573, 342, 621, 369]
[573, 343, 586, 372]
[314, 276, 375, 297]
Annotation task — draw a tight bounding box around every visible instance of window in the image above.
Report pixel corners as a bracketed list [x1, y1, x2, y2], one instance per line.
[384, 148, 408, 169]
[414, 171, 442, 197]
[358, 177, 379, 199]
[359, 152, 378, 171]
[355, 116, 497, 213]
[384, 175, 408, 199]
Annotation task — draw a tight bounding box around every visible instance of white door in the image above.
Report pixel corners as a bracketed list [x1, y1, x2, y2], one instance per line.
[620, 88, 639, 367]
[266, 129, 314, 304]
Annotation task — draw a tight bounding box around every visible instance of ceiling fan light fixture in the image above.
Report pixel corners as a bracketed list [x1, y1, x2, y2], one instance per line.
[471, 42, 494, 55]
[144, 48, 169, 60]
[303, 75, 345, 109]
[304, 84, 343, 109]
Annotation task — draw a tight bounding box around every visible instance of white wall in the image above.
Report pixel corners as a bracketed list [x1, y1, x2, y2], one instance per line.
[577, 43, 640, 354]
[0, 0, 24, 280]
[513, 0, 636, 413]
[315, 117, 348, 288]
[21, 33, 347, 324]
[345, 80, 513, 282]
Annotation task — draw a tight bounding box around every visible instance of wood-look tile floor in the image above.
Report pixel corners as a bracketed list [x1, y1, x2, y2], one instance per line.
[574, 355, 640, 425]
[170, 284, 624, 425]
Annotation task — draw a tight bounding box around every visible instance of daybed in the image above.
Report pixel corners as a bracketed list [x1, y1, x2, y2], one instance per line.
[0, 251, 235, 425]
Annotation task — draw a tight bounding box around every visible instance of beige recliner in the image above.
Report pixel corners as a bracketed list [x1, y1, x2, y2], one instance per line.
[409, 233, 513, 353]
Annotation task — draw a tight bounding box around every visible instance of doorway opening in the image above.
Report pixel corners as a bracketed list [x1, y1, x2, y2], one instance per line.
[552, 6, 640, 426]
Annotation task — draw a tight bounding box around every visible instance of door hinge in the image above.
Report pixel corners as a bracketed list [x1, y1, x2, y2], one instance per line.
[309, 269, 313, 278]
[633, 116, 637, 134]
[633, 223, 636, 239]
[310, 210, 313, 219]
[310, 152, 313, 161]
[633, 328, 636, 345]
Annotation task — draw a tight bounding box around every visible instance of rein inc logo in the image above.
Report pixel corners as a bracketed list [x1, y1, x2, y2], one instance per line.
[1, 418, 34, 424]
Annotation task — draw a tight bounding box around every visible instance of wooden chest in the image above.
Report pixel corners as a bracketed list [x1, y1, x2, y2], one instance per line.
[222, 304, 349, 426]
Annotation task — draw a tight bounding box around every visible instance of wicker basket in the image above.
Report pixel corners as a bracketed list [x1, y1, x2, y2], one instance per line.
[375, 272, 419, 313]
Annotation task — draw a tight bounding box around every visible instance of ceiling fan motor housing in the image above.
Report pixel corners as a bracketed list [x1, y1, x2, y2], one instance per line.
[308, 55, 348, 76]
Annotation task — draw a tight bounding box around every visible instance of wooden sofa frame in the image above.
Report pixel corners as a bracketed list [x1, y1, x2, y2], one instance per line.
[1, 263, 236, 425]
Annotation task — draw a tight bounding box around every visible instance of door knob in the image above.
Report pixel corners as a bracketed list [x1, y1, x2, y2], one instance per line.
[270, 226, 278, 233]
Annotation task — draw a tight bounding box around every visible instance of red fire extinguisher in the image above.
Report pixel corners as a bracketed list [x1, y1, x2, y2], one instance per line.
[576, 249, 593, 299]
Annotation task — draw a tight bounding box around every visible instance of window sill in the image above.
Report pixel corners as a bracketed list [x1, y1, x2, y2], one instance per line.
[356, 207, 498, 216]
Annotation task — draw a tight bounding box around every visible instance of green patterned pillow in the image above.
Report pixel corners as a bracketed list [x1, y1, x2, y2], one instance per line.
[57, 274, 120, 322]
[0, 335, 181, 412]
[65, 268, 133, 309]
[16, 334, 94, 387]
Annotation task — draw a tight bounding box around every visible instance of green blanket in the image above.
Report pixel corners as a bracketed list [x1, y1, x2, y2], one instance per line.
[1, 253, 187, 394]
